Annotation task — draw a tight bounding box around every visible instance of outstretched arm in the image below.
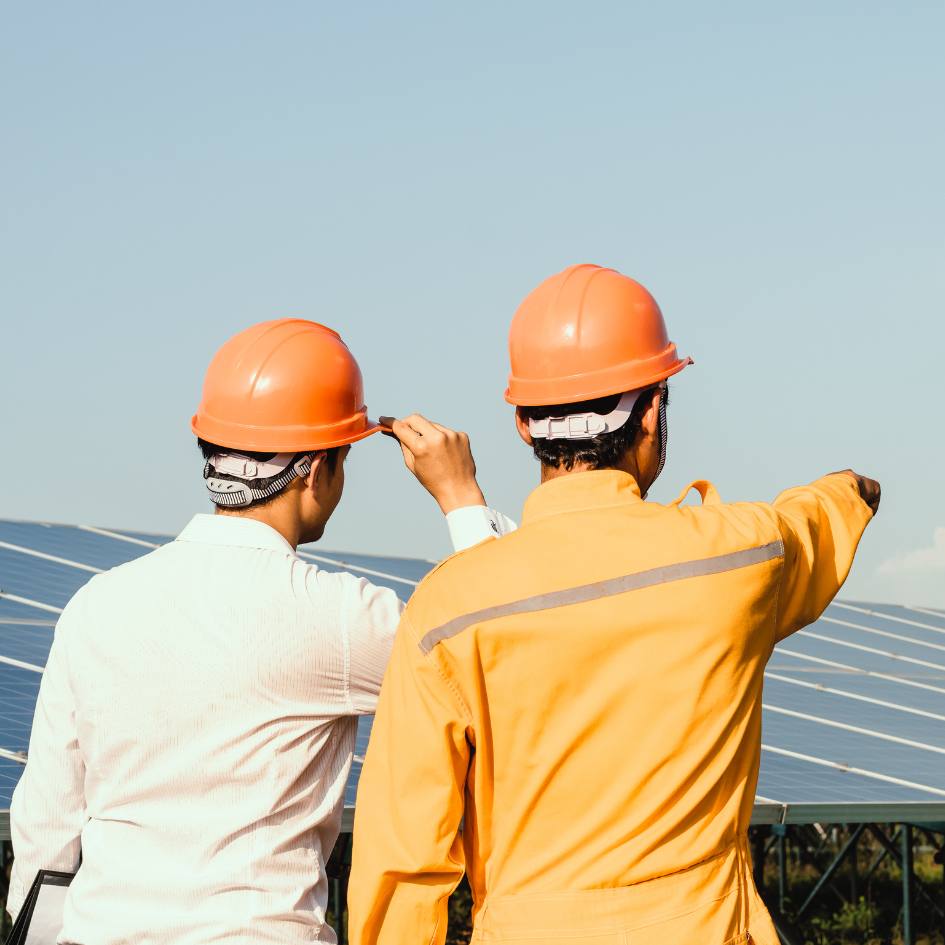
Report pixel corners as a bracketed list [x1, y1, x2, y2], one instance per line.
[772, 470, 878, 642]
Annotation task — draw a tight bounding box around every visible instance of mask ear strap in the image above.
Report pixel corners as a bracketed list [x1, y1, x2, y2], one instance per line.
[641, 387, 669, 500]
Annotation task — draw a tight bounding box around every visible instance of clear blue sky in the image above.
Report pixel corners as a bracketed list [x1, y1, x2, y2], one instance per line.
[2, 3, 943, 606]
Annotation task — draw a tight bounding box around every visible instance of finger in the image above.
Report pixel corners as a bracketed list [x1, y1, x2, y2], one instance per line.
[391, 419, 424, 450]
[400, 414, 443, 439]
[378, 416, 396, 429]
[398, 439, 416, 470]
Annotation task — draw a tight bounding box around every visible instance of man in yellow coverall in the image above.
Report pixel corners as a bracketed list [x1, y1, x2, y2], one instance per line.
[348, 264, 880, 945]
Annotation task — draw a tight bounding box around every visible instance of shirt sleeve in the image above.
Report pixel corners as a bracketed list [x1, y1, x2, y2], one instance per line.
[446, 505, 518, 552]
[772, 472, 874, 643]
[8, 597, 87, 919]
[345, 577, 406, 715]
[347, 613, 469, 945]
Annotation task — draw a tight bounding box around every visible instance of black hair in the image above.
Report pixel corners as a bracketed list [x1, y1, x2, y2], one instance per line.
[519, 385, 666, 472]
[197, 439, 341, 510]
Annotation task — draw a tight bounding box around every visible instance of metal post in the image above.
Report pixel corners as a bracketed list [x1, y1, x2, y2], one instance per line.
[902, 824, 914, 945]
[797, 823, 865, 919]
[774, 823, 788, 914]
[849, 824, 859, 904]
[752, 829, 766, 892]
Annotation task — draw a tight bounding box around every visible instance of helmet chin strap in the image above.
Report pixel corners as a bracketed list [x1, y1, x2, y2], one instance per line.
[641, 386, 668, 500]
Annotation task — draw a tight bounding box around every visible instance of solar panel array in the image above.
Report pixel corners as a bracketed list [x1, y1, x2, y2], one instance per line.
[0, 518, 943, 839]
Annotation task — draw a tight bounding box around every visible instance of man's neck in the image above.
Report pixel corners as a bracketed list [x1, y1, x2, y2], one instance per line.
[540, 454, 642, 486]
[214, 505, 301, 549]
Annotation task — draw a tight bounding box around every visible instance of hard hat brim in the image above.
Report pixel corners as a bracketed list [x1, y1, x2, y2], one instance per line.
[191, 413, 383, 453]
[505, 354, 693, 408]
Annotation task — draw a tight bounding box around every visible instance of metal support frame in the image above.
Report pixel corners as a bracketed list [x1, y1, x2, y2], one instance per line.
[901, 824, 914, 945]
[795, 823, 866, 919]
[754, 822, 945, 945]
[867, 824, 944, 924]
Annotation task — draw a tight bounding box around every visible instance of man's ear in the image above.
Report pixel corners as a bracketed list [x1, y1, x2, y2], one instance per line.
[304, 453, 327, 492]
[639, 389, 663, 440]
[514, 408, 534, 446]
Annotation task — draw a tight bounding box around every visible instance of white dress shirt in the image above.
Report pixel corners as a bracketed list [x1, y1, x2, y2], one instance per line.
[9, 508, 515, 944]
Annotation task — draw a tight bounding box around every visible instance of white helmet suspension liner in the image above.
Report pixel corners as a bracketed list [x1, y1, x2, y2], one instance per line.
[528, 389, 645, 441]
[203, 451, 315, 508]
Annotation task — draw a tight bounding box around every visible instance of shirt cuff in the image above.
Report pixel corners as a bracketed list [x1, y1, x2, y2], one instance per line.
[446, 506, 518, 552]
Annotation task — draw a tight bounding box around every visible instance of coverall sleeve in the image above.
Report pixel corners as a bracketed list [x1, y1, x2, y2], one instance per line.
[8, 603, 86, 919]
[347, 613, 470, 945]
[772, 472, 873, 642]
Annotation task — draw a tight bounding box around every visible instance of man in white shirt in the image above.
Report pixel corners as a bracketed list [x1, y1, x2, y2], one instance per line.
[8, 319, 511, 944]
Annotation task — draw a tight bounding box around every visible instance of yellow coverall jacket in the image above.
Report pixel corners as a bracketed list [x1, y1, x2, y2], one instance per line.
[348, 471, 873, 945]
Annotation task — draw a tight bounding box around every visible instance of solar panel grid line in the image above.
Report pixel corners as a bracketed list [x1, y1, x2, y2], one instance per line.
[763, 671, 945, 722]
[821, 615, 945, 652]
[0, 593, 63, 615]
[833, 601, 945, 634]
[78, 525, 162, 549]
[0, 541, 103, 575]
[908, 605, 945, 620]
[762, 703, 945, 755]
[760, 744, 945, 797]
[776, 646, 945, 694]
[0, 655, 43, 674]
[798, 629, 945, 673]
[296, 550, 420, 587]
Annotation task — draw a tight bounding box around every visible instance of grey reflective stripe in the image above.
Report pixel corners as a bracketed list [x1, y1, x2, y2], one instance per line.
[419, 539, 784, 654]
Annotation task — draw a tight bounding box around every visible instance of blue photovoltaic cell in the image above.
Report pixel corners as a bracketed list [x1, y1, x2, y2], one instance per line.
[843, 601, 945, 633]
[0, 522, 147, 571]
[824, 603, 945, 650]
[0, 664, 42, 755]
[766, 668, 945, 720]
[0, 758, 24, 809]
[111, 529, 170, 548]
[307, 549, 433, 585]
[761, 711, 945, 794]
[345, 716, 374, 807]
[762, 675, 945, 749]
[808, 617, 945, 664]
[786, 631, 945, 681]
[758, 750, 940, 804]
[296, 551, 422, 603]
[0, 596, 54, 621]
[0, 547, 93, 611]
[0, 623, 55, 668]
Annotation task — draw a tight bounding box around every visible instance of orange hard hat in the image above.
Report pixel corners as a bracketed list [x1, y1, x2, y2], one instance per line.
[192, 319, 380, 452]
[505, 264, 692, 406]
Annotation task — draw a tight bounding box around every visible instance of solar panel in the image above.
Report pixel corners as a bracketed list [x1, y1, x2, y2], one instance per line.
[1, 517, 943, 841]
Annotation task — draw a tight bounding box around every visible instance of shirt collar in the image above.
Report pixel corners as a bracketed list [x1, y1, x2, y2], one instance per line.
[521, 469, 643, 525]
[176, 513, 297, 555]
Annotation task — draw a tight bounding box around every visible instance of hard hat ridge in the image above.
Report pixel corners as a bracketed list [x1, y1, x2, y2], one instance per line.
[505, 264, 692, 407]
[192, 318, 380, 453]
